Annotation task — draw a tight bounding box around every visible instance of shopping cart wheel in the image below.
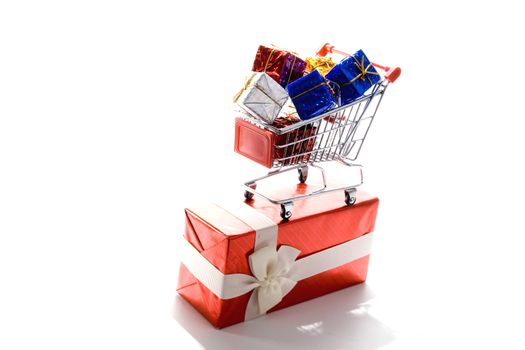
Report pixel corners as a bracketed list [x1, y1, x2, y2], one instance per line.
[298, 166, 308, 183]
[244, 182, 256, 201]
[280, 202, 293, 220]
[344, 188, 357, 206]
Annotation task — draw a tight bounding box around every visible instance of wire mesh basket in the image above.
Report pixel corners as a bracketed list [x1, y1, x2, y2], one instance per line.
[234, 44, 400, 219]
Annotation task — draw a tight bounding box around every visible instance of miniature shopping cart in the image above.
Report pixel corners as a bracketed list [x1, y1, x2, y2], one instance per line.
[234, 43, 401, 220]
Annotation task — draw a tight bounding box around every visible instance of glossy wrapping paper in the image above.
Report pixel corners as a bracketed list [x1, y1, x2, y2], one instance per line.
[305, 56, 336, 77]
[177, 190, 379, 328]
[252, 45, 306, 87]
[234, 72, 289, 124]
[286, 70, 338, 120]
[272, 115, 317, 165]
[326, 63, 361, 105]
[335, 49, 381, 98]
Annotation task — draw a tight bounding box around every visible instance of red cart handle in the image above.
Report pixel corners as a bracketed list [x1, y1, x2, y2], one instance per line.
[317, 43, 401, 83]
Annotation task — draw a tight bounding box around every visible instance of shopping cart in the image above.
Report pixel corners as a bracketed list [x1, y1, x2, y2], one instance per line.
[234, 43, 401, 219]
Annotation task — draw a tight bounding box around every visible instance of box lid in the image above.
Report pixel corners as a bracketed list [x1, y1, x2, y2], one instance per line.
[184, 188, 379, 275]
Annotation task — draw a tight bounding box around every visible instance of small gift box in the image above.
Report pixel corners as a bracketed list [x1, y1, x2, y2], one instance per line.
[325, 63, 361, 105]
[177, 190, 379, 328]
[304, 56, 336, 77]
[252, 45, 306, 87]
[272, 115, 317, 165]
[326, 50, 380, 105]
[340, 50, 380, 96]
[286, 70, 338, 120]
[233, 72, 289, 124]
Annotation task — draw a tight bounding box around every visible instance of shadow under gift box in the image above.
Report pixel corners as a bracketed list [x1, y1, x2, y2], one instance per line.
[177, 190, 379, 328]
[234, 117, 317, 168]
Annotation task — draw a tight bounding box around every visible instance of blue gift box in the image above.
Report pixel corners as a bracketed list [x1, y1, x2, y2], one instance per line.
[325, 63, 360, 105]
[339, 49, 381, 96]
[286, 70, 338, 120]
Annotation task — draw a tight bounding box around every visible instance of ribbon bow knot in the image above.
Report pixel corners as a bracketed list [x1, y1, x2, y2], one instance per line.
[243, 245, 300, 319]
[233, 73, 257, 103]
[349, 55, 379, 85]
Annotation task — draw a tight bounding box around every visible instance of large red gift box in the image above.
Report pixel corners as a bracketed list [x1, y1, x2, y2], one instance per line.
[177, 190, 379, 328]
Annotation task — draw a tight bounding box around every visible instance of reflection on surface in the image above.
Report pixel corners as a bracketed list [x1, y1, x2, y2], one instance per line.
[296, 321, 323, 335]
[172, 284, 395, 350]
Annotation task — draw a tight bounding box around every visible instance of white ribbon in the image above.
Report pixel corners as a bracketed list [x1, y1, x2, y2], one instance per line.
[244, 244, 300, 319]
[180, 202, 374, 320]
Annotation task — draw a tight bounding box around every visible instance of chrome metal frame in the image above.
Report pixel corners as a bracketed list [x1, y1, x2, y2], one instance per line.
[241, 79, 390, 219]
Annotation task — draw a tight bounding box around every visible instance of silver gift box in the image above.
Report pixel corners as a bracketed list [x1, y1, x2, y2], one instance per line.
[234, 72, 289, 124]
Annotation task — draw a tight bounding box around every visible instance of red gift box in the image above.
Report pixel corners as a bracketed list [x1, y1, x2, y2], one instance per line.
[177, 190, 379, 328]
[252, 45, 306, 87]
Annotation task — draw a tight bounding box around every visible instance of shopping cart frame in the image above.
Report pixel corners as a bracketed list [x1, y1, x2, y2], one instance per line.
[240, 44, 400, 220]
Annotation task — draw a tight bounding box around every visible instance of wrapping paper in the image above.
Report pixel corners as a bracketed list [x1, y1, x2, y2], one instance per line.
[286, 70, 338, 120]
[234, 72, 289, 124]
[340, 50, 380, 95]
[325, 63, 361, 105]
[326, 49, 381, 106]
[305, 56, 336, 76]
[177, 190, 379, 328]
[271, 114, 301, 128]
[252, 45, 306, 87]
[272, 115, 317, 165]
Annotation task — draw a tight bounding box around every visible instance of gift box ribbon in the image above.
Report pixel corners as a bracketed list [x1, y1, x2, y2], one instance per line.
[179, 202, 374, 321]
[233, 73, 257, 103]
[290, 77, 340, 105]
[232, 72, 284, 107]
[346, 55, 380, 85]
[263, 46, 302, 85]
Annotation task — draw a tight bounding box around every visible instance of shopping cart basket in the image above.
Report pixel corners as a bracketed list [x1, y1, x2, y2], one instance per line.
[234, 43, 401, 219]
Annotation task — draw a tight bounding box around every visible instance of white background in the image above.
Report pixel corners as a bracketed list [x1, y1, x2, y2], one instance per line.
[1, 1, 525, 349]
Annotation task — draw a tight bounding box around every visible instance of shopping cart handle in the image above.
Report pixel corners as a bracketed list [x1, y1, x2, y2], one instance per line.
[316, 43, 401, 83]
[316, 43, 335, 57]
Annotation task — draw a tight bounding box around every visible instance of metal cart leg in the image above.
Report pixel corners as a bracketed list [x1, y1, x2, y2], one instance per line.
[298, 166, 308, 183]
[280, 202, 294, 220]
[344, 188, 357, 206]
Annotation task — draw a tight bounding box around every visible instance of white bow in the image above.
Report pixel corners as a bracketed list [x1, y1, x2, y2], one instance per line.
[243, 245, 300, 320]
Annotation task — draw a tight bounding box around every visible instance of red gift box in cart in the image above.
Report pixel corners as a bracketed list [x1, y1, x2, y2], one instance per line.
[234, 43, 401, 220]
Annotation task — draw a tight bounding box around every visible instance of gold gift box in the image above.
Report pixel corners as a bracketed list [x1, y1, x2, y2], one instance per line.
[304, 57, 336, 77]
